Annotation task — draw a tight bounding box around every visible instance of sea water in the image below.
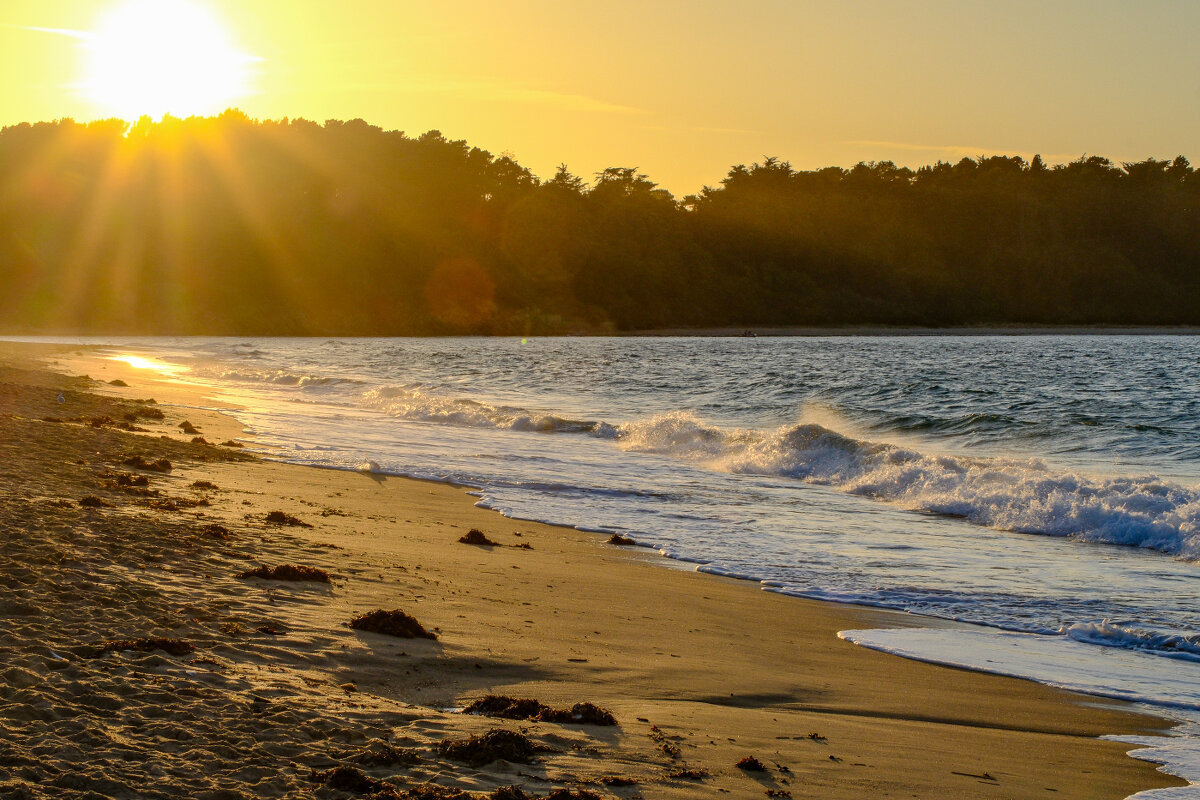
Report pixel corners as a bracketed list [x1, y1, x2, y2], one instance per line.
[15, 334, 1200, 795]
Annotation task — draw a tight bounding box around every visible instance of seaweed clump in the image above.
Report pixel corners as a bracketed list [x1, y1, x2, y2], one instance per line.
[351, 743, 422, 767]
[736, 756, 768, 772]
[458, 528, 499, 546]
[92, 638, 194, 657]
[78, 496, 111, 508]
[265, 510, 312, 527]
[121, 455, 172, 472]
[311, 766, 395, 795]
[606, 533, 637, 546]
[240, 564, 331, 583]
[436, 729, 537, 766]
[199, 523, 231, 540]
[126, 404, 164, 420]
[463, 695, 617, 726]
[113, 472, 150, 487]
[349, 609, 437, 639]
[102, 473, 159, 496]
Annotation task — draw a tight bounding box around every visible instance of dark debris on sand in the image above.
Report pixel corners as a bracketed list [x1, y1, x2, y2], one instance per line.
[668, 768, 710, 780]
[126, 404, 165, 420]
[121, 455, 173, 472]
[436, 728, 538, 766]
[312, 765, 395, 795]
[462, 695, 617, 726]
[736, 756, 768, 772]
[43, 414, 147, 432]
[91, 637, 195, 657]
[108, 379, 128, 387]
[111, 472, 150, 487]
[78, 495, 112, 508]
[350, 743, 422, 767]
[458, 528, 499, 546]
[606, 534, 637, 546]
[398, 786, 473, 800]
[199, 523, 232, 540]
[313, 767, 567, 800]
[102, 474, 160, 496]
[265, 510, 313, 527]
[190, 480, 219, 490]
[240, 564, 332, 583]
[139, 496, 210, 512]
[349, 609, 437, 640]
[179, 421, 200, 434]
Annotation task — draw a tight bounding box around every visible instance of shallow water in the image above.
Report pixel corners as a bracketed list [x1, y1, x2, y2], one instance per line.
[14, 333, 1200, 794]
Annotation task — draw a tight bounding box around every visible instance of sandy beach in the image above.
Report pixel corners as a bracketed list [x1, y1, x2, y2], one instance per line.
[0, 341, 1184, 799]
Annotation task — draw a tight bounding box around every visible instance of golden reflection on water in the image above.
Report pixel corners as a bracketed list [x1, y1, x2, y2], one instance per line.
[107, 353, 188, 377]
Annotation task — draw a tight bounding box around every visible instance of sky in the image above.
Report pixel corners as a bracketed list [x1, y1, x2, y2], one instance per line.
[2, 0, 1198, 196]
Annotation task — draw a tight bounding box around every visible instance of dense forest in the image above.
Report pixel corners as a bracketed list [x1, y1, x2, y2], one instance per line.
[1, 111, 1198, 334]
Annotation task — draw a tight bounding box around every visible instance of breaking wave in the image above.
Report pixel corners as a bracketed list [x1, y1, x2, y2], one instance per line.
[1062, 620, 1200, 662]
[360, 387, 1200, 559]
[206, 367, 365, 389]
[362, 386, 610, 435]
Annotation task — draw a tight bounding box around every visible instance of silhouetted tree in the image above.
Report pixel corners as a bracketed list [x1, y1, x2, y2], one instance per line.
[0, 112, 1197, 334]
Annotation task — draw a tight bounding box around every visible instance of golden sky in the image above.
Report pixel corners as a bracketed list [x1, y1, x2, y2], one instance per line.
[3, 0, 1198, 195]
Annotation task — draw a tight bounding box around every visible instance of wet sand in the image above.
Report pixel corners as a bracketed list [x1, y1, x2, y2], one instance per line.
[0, 342, 1185, 799]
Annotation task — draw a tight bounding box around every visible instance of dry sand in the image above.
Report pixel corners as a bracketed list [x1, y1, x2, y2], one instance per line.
[0, 342, 1185, 799]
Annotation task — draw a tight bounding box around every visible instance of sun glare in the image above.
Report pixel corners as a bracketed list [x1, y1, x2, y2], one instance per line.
[81, 0, 256, 120]
[108, 355, 188, 377]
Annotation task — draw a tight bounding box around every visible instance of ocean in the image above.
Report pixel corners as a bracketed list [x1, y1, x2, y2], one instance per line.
[18, 334, 1200, 796]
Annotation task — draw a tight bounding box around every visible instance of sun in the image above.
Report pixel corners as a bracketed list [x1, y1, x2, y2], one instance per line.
[80, 0, 257, 120]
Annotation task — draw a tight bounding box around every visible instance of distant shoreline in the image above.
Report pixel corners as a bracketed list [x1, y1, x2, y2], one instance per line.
[6, 325, 1200, 339]
[624, 325, 1200, 337]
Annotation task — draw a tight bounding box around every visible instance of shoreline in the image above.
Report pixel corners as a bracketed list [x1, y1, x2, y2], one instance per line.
[621, 325, 1200, 337]
[6, 325, 1200, 342]
[0, 341, 1187, 799]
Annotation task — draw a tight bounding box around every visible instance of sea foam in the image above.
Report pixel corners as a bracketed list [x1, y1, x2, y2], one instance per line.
[357, 387, 1200, 559]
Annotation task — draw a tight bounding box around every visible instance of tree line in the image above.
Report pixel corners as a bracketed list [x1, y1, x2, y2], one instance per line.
[1, 111, 1197, 334]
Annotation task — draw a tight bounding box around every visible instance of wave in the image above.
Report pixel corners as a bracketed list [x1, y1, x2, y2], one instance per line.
[621, 412, 1200, 559]
[362, 386, 610, 435]
[355, 386, 1200, 558]
[1062, 620, 1200, 662]
[208, 367, 365, 389]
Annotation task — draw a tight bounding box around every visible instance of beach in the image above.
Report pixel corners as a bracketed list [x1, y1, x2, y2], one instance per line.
[0, 341, 1184, 799]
